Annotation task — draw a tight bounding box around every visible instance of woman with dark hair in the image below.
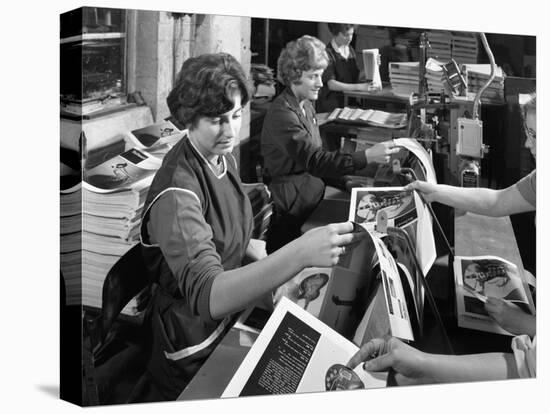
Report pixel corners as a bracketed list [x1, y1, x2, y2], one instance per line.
[139, 53, 359, 400]
[317, 23, 373, 113]
[261, 36, 397, 254]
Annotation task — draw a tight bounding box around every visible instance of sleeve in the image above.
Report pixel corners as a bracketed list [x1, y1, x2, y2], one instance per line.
[268, 105, 367, 177]
[148, 190, 224, 323]
[515, 170, 536, 207]
[511, 334, 536, 378]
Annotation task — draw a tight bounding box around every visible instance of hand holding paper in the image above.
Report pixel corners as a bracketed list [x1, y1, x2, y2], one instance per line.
[404, 180, 439, 203]
[347, 337, 432, 386]
[484, 297, 536, 337]
[365, 141, 400, 164]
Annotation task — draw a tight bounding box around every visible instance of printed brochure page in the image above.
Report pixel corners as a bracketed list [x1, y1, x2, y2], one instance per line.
[222, 297, 387, 398]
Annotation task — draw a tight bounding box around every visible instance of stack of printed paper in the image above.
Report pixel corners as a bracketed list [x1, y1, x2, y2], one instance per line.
[425, 30, 452, 62]
[462, 64, 506, 103]
[452, 31, 479, 64]
[425, 58, 447, 94]
[76, 147, 161, 312]
[389, 61, 420, 96]
[61, 182, 83, 307]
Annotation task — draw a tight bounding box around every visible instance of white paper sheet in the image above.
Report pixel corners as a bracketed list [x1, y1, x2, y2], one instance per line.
[222, 297, 387, 397]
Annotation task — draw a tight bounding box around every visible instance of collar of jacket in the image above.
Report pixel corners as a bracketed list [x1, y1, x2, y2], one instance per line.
[280, 87, 316, 136]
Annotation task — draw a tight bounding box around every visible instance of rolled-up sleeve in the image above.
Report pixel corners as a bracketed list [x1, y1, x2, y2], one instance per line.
[515, 170, 536, 208]
[148, 190, 223, 322]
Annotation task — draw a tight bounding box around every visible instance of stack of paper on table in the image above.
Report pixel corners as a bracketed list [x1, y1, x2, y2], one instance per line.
[61, 182, 83, 306]
[327, 107, 408, 129]
[65, 147, 162, 312]
[462, 64, 506, 103]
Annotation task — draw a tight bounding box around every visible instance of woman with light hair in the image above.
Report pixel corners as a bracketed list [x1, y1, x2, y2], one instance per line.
[261, 35, 398, 253]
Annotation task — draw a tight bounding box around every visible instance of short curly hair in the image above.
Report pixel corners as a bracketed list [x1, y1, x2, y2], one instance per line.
[167, 53, 250, 129]
[327, 23, 357, 36]
[277, 35, 329, 86]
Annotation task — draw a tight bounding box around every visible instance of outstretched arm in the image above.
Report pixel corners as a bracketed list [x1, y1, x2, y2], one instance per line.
[405, 181, 534, 217]
[347, 337, 519, 385]
[210, 222, 360, 319]
[485, 297, 536, 337]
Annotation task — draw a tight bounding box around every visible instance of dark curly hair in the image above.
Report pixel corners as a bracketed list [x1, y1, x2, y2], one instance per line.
[327, 23, 357, 37]
[277, 35, 329, 86]
[167, 53, 251, 129]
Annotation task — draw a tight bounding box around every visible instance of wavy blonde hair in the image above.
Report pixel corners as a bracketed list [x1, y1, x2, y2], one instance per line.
[277, 35, 329, 86]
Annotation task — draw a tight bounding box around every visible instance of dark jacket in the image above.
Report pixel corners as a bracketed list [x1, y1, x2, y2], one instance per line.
[261, 87, 367, 231]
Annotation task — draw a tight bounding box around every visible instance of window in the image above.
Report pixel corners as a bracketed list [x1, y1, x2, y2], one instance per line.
[60, 7, 129, 117]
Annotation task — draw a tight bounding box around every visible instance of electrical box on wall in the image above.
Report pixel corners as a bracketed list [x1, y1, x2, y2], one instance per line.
[456, 118, 484, 158]
[459, 159, 480, 187]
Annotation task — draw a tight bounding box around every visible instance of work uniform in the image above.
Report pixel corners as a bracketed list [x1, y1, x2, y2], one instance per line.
[317, 40, 361, 113]
[140, 136, 253, 400]
[261, 87, 367, 253]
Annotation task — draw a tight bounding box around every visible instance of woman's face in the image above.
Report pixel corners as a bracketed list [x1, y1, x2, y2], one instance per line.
[292, 69, 324, 102]
[335, 28, 354, 47]
[524, 108, 536, 159]
[189, 92, 243, 163]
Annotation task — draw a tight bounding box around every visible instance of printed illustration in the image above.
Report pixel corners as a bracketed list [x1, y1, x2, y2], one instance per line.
[298, 273, 330, 311]
[325, 364, 365, 391]
[460, 258, 524, 301]
[349, 187, 417, 230]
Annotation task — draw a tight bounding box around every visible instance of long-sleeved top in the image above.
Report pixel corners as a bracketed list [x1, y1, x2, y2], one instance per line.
[261, 87, 367, 221]
[140, 136, 253, 399]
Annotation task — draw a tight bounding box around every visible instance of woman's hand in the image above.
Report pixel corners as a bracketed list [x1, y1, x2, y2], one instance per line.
[404, 180, 440, 202]
[365, 141, 400, 164]
[355, 82, 374, 92]
[295, 221, 364, 268]
[347, 337, 433, 386]
[485, 297, 536, 337]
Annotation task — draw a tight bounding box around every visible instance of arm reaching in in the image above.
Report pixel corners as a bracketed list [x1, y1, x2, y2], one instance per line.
[365, 141, 400, 164]
[404, 180, 535, 217]
[347, 337, 519, 385]
[485, 297, 536, 337]
[210, 222, 365, 319]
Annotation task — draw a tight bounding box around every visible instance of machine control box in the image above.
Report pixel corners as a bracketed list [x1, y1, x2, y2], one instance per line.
[457, 118, 484, 158]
